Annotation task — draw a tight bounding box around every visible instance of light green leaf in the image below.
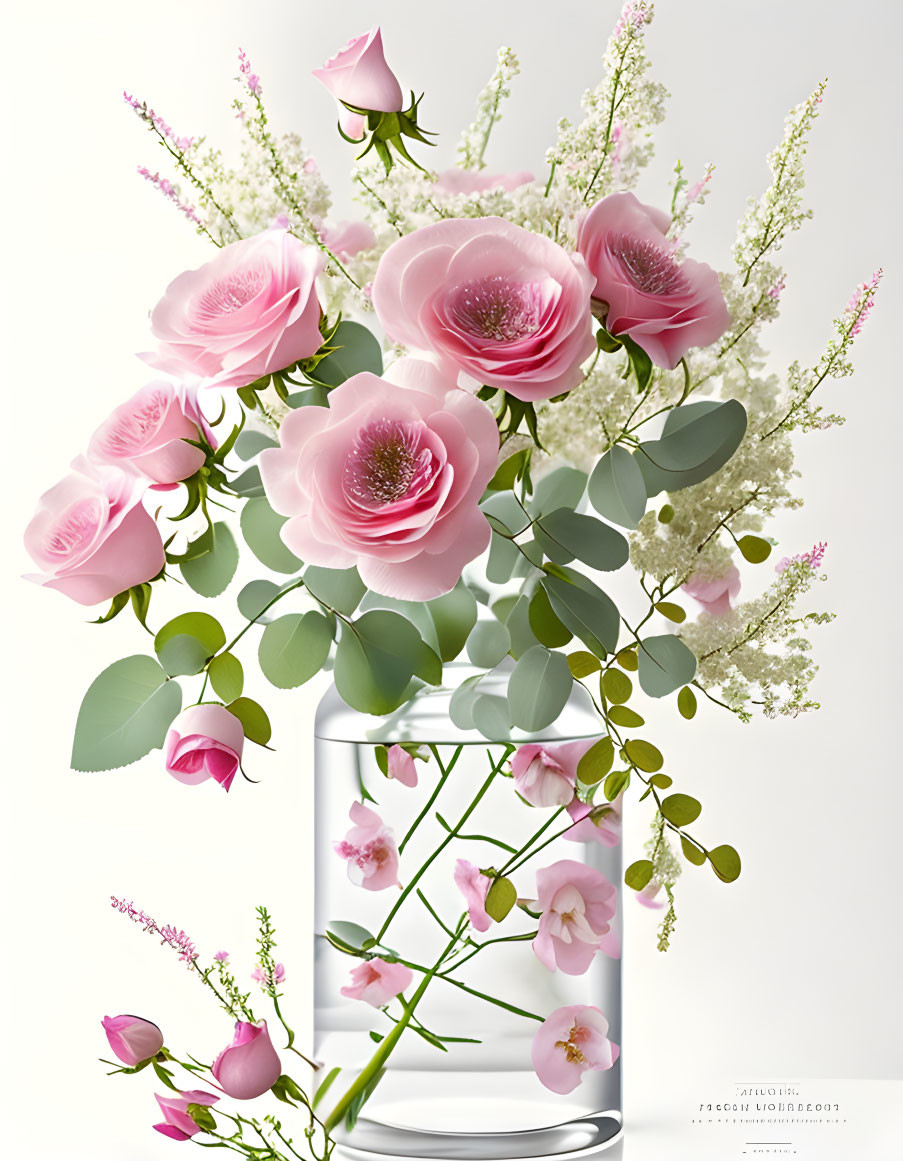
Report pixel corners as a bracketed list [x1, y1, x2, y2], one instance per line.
[603, 768, 631, 801]
[259, 612, 334, 689]
[484, 877, 517, 922]
[240, 498, 303, 573]
[225, 697, 271, 746]
[607, 705, 644, 728]
[237, 579, 283, 624]
[677, 686, 698, 719]
[624, 859, 654, 890]
[234, 430, 279, 461]
[542, 568, 619, 657]
[637, 634, 697, 698]
[466, 619, 511, 668]
[655, 601, 686, 624]
[324, 921, 377, 956]
[738, 534, 772, 564]
[486, 531, 521, 584]
[527, 466, 587, 517]
[427, 582, 478, 661]
[448, 673, 484, 730]
[471, 693, 511, 740]
[601, 668, 632, 704]
[208, 652, 244, 702]
[304, 566, 365, 615]
[528, 585, 573, 648]
[504, 593, 542, 660]
[335, 611, 438, 715]
[71, 655, 182, 771]
[623, 739, 664, 772]
[708, 844, 742, 882]
[681, 835, 707, 865]
[576, 737, 614, 785]
[660, 793, 702, 827]
[588, 445, 647, 529]
[180, 522, 239, 597]
[567, 650, 601, 678]
[155, 613, 226, 676]
[507, 646, 573, 731]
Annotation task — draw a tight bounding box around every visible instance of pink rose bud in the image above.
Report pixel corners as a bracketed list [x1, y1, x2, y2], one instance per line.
[434, 170, 534, 196]
[259, 357, 499, 600]
[321, 219, 376, 260]
[313, 27, 404, 115]
[577, 191, 731, 369]
[334, 802, 400, 891]
[211, 1021, 282, 1100]
[145, 229, 325, 390]
[453, 859, 492, 932]
[340, 957, 413, 1007]
[102, 1014, 164, 1066]
[88, 381, 206, 485]
[23, 458, 164, 606]
[164, 704, 245, 792]
[373, 218, 595, 402]
[531, 1005, 619, 1094]
[683, 563, 741, 616]
[153, 1089, 219, 1141]
[533, 859, 620, 973]
[386, 745, 418, 788]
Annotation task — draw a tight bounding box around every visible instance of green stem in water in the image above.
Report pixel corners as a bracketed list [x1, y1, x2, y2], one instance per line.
[397, 744, 462, 855]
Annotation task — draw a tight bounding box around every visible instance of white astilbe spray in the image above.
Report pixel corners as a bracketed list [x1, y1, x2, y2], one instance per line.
[456, 47, 521, 170]
[547, 1, 666, 209]
[644, 814, 682, 952]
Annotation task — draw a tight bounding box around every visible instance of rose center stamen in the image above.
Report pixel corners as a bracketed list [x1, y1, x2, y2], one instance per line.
[608, 233, 688, 296]
[344, 420, 426, 506]
[197, 266, 267, 317]
[450, 276, 543, 342]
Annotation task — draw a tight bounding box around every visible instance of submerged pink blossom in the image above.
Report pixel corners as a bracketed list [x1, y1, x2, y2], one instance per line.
[340, 958, 413, 1007]
[683, 564, 741, 616]
[533, 859, 620, 974]
[531, 1004, 619, 1094]
[453, 859, 492, 932]
[334, 802, 400, 891]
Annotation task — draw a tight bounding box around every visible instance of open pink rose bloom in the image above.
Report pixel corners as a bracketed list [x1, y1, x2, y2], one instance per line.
[334, 802, 400, 891]
[372, 217, 596, 401]
[531, 1005, 620, 1094]
[259, 357, 499, 600]
[164, 704, 245, 792]
[533, 859, 620, 973]
[578, 191, 731, 368]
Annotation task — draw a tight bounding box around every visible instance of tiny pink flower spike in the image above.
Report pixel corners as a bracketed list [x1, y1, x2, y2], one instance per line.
[386, 745, 418, 788]
[531, 1005, 619, 1094]
[334, 802, 400, 891]
[683, 563, 741, 617]
[102, 1015, 164, 1067]
[775, 540, 827, 575]
[453, 859, 493, 932]
[533, 859, 620, 973]
[211, 1021, 282, 1100]
[340, 958, 413, 1007]
[845, 269, 882, 337]
[214, 951, 230, 964]
[153, 1090, 219, 1141]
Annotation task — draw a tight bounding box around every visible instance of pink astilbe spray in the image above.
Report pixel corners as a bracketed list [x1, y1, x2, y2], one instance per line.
[111, 896, 198, 966]
[845, 269, 882, 337]
[137, 167, 205, 228]
[238, 48, 262, 95]
[612, 1, 653, 38]
[123, 92, 195, 152]
[775, 540, 827, 574]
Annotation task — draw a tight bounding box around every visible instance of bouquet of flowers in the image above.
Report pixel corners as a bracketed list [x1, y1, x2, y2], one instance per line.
[25, 6, 879, 1155]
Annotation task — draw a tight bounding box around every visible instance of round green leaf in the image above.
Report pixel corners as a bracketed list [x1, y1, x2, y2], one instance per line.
[448, 673, 484, 730]
[607, 705, 644, 728]
[624, 739, 664, 772]
[471, 693, 512, 741]
[156, 612, 226, 656]
[526, 465, 587, 518]
[226, 697, 271, 746]
[576, 737, 615, 785]
[738, 534, 772, 563]
[637, 399, 748, 495]
[587, 445, 648, 529]
[504, 594, 542, 660]
[528, 585, 573, 648]
[535, 508, 629, 572]
[567, 651, 601, 679]
[624, 859, 654, 890]
[208, 652, 244, 702]
[603, 769, 631, 801]
[259, 612, 334, 689]
[542, 569, 619, 658]
[427, 583, 478, 661]
[655, 601, 686, 624]
[649, 773, 673, 789]
[303, 566, 365, 616]
[234, 429, 279, 461]
[507, 646, 573, 732]
[616, 647, 638, 671]
[708, 844, 742, 882]
[486, 530, 521, 584]
[677, 686, 698, 719]
[484, 876, 517, 922]
[335, 610, 433, 715]
[180, 522, 240, 597]
[240, 497, 303, 573]
[637, 634, 697, 698]
[237, 579, 283, 623]
[658, 504, 674, 523]
[681, 835, 707, 866]
[660, 792, 702, 827]
[466, 619, 511, 669]
[313, 321, 383, 387]
[601, 668, 633, 704]
[156, 634, 210, 677]
[325, 921, 377, 956]
[71, 655, 182, 772]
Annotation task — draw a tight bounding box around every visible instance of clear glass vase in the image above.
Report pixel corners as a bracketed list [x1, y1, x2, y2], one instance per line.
[314, 665, 623, 1160]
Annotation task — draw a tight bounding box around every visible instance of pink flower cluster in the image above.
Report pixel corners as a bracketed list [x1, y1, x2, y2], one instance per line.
[110, 896, 198, 965]
[137, 166, 204, 228]
[845, 269, 882, 338]
[775, 540, 827, 574]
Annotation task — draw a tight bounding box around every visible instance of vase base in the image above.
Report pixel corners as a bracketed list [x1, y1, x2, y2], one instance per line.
[333, 1113, 623, 1161]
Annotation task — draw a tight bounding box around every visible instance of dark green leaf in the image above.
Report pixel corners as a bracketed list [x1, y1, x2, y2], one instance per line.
[655, 601, 686, 623]
[660, 792, 702, 827]
[535, 508, 629, 571]
[486, 531, 521, 584]
[528, 585, 573, 648]
[427, 582, 478, 661]
[71, 656, 182, 771]
[186, 1103, 217, 1133]
[236, 579, 283, 624]
[621, 334, 654, 391]
[658, 503, 674, 523]
[588, 445, 648, 529]
[304, 566, 365, 615]
[637, 634, 697, 698]
[228, 465, 265, 497]
[625, 859, 654, 890]
[708, 844, 742, 882]
[335, 611, 433, 715]
[637, 399, 748, 494]
[225, 697, 271, 746]
[240, 498, 303, 573]
[208, 652, 244, 702]
[259, 612, 334, 688]
[484, 876, 517, 922]
[486, 446, 532, 493]
[313, 321, 383, 386]
[607, 705, 644, 728]
[542, 569, 619, 657]
[738, 534, 772, 564]
[180, 522, 239, 597]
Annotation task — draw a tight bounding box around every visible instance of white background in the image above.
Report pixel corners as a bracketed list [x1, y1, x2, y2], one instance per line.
[2, 1, 902, 1158]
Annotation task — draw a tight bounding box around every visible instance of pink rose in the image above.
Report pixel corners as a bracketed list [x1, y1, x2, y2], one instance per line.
[23, 459, 164, 606]
[434, 170, 534, 196]
[533, 859, 620, 974]
[334, 802, 400, 891]
[145, 229, 325, 389]
[153, 1090, 219, 1141]
[531, 1005, 619, 1095]
[259, 357, 499, 600]
[683, 563, 741, 616]
[322, 219, 376, 260]
[453, 859, 492, 932]
[372, 217, 595, 402]
[164, 704, 245, 792]
[87, 382, 206, 485]
[340, 957, 413, 1007]
[577, 191, 731, 368]
[313, 27, 403, 115]
[211, 1021, 282, 1100]
[102, 1014, 164, 1066]
[386, 744, 418, 788]
[565, 793, 623, 848]
[510, 739, 597, 808]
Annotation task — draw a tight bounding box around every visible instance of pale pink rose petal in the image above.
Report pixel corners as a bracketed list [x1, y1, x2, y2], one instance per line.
[340, 957, 413, 1007]
[453, 859, 492, 932]
[510, 742, 588, 808]
[434, 170, 534, 195]
[313, 27, 403, 113]
[683, 564, 741, 616]
[386, 745, 418, 787]
[322, 220, 376, 260]
[211, 1021, 282, 1100]
[164, 705, 245, 792]
[102, 1015, 164, 1066]
[532, 1005, 619, 1094]
[565, 792, 623, 848]
[153, 1089, 219, 1140]
[88, 381, 205, 485]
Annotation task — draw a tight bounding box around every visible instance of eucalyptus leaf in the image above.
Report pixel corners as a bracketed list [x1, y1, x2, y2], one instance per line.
[527, 466, 587, 517]
[225, 697, 271, 746]
[335, 611, 439, 715]
[228, 465, 266, 498]
[637, 634, 697, 698]
[624, 859, 655, 890]
[504, 593, 542, 660]
[259, 612, 334, 689]
[237, 579, 283, 624]
[528, 585, 573, 648]
[637, 399, 748, 495]
[313, 321, 383, 386]
[234, 430, 279, 461]
[427, 582, 478, 661]
[601, 669, 632, 704]
[71, 655, 182, 771]
[623, 739, 664, 772]
[588, 445, 647, 529]
[472, 693, 512, 741]
[660, 792, 702, 827]
[208, 652, 244, 702]
[304, 566, 365, 616]
[448, 673, 484, 730]
[677, 686, 698, 719]
[466, 619, 511, 668]
[535, 508, 629, 572]
[681, 835, 708, 865]
[576, 737, 614, 785]
[181, 522, 240, 598]
[155, 612, 226, 657]
[708, 844, 742, 882]
[507, 646, 573, 731]
[486, 531, 521, 584]
[542, 568, 619, 657]
[240, 498, 303, 573]
[484, 876, 517, 922]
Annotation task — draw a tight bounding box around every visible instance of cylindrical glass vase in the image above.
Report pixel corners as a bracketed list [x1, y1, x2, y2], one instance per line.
[314, 667, 622, 1160]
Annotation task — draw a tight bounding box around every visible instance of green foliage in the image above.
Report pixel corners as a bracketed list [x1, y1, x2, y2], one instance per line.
[526, 465, 587, 517]
[507, 646, 573, 731]
[623, 739, 664, 772]
[655, 601, 686, 623]
[528, 585, 573, 648]
[71, 656, 182, 771]
[708, 844, 742, 882]
[608, 705, 644, 728]
[624, 859, 655, 890]
[660, 793, 702, 827]
[308, 321, 384, 387]
[576, 737, 615, 785]
[503, 593, 542, 659]
[567, 650, 601, 678]
[427, 582, 478, 660]
[637, 634, 697, 697]
[484, 876, 517, 922]
[681, 835, 707, 865]
[237, 579, 284, 623]
[312, 1067, 342, 1111]
[466, 619, 511, 668]
[258, 612, 334, 689]
[541, 567, 619, 657]
[207, 652, 244, 702]
[486, 446, 533, 493]
[324, 921, 376, 957]
[240, 498, 303, 573]
[186, 1103, 217, 1133]
[335, 611, 440, 715]
[658, 503, 674, 523]
[637, 399, 748, 495]
[486, 531, 521, 583]
[225, 697, 271, 746]
[587, 445, 647, 529]
[234, 430, 279, 460]
[677, 686, 698, 719]
[535, 508, 629, 571]
[616, 646, 638, 671]
[304, 566, 366, 616]
[604, 768, 631, 800]
[738, 534, 772, 563]
[154, 613, 225, 676]
[601, 668, 632, 704]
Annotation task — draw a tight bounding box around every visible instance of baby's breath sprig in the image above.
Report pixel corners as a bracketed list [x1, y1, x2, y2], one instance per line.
[456, 46, 520, 171]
